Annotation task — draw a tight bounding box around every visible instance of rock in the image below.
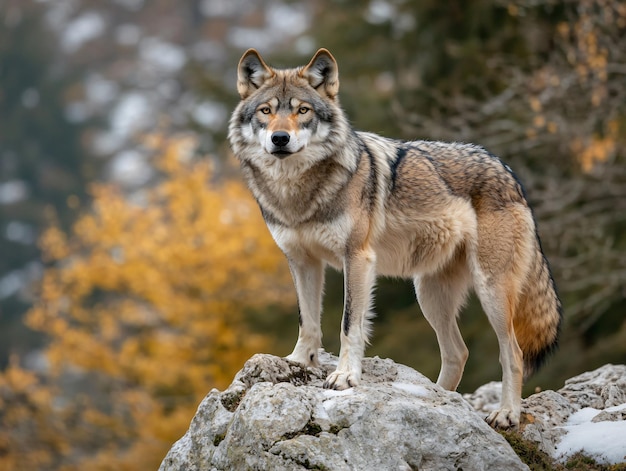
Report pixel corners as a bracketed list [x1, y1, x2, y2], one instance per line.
[160, 352, 527, 471]
[558, 364, 626, 409]
[466, 364, 626, 465]
[463, 381, 503, 415]
[523, 364, 626, 464]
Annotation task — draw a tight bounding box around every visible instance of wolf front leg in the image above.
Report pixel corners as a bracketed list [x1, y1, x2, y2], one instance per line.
[285, 255, 325, 367]
[324, 248, 376, 390]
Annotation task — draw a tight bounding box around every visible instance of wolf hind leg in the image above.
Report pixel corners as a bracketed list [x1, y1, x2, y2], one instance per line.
[285, 256, 324, 367]
[472, 204, 534, 428]
[474, 274, 524, 429]
[414, 258, 471, 391]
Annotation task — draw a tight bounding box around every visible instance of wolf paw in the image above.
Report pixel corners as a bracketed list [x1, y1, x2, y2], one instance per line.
[486, 408, 520, 429]
[285, 350, 319, 368]
[323, 370, 360, 390]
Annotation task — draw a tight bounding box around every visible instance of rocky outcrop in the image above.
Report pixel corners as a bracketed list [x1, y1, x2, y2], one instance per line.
[465, 364, 626, 464]
[160, 354, 626, 470]
[160, 352, 527, 471]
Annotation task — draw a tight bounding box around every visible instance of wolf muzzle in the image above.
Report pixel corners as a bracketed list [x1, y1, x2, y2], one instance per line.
[271, 131, 290, 146]
[270, 131, 293, 158]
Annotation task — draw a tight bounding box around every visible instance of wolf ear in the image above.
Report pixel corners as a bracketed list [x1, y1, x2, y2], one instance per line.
[301, 48, 339, 99]
[237, 49, 274, 99]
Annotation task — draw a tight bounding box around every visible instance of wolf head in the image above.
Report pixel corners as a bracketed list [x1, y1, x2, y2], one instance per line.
[229, 48, 353, 170]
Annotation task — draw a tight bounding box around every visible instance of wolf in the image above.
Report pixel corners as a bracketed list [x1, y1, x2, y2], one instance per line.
[228, 48, 562, 429]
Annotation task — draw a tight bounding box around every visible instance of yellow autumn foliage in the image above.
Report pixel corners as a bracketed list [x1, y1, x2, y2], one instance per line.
[0, 357, 69, 471]
[2, 135, 293, 470]
[572, 120, 619, 172]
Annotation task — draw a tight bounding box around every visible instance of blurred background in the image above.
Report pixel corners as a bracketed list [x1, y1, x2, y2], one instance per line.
[1, 0, 625, 469]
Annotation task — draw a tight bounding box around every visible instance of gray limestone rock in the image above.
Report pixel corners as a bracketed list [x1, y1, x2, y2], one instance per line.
[464, 364, 626, 462]
[160, 352, 527, 471]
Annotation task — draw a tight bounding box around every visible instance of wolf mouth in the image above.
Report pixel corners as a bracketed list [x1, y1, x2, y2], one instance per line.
[272, 150, 292, 158]
[271, 146, 304, 158]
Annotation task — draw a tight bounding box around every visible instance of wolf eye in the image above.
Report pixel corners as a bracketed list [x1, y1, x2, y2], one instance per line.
[298, 106, 310, 115]
[259, 106, 271, 115]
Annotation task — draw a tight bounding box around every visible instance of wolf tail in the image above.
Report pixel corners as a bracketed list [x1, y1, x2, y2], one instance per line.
[514, 237, 562, 379]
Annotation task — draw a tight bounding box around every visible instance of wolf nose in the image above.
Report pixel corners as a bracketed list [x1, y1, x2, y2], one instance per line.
[271, 131, 290, 147]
